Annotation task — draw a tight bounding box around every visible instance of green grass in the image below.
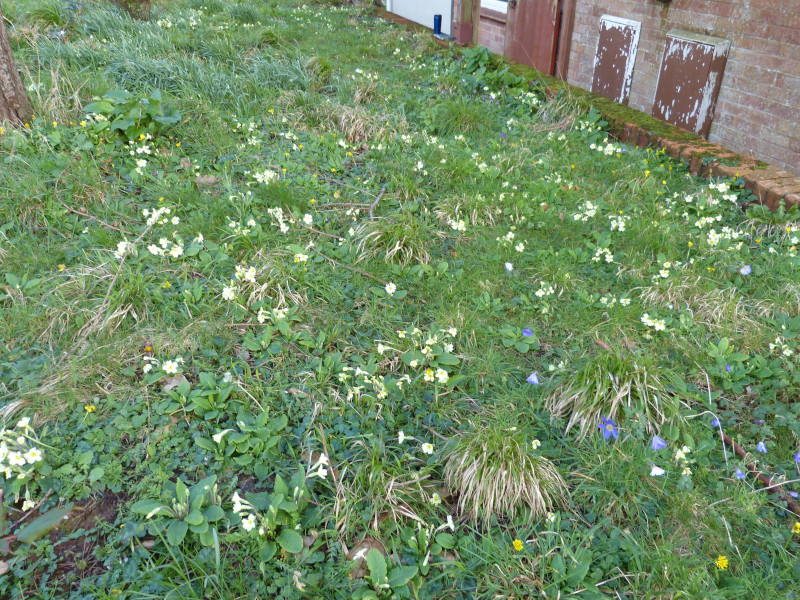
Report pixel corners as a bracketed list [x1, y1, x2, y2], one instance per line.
[0, 0, 799, 598]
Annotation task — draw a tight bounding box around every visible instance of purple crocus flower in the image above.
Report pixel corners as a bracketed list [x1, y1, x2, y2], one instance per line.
[599, 417, 618, 440]
[522, 327, 533, 337]
[651, 435, 667, 451]
[526, 372, 539, 385]
[735, 468, 746, 480]
[740, 265, 751, 275]
[756, 441, 768, 453]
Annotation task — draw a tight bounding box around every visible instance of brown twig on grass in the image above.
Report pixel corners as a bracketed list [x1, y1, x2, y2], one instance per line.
[721, 432, 800, 517]
[314, 249, 388, 285]
[283, 207, 346, 241]
[57, 200, 133, 235]
[369, 187, 386, 220]
[318, 175, 377, 196]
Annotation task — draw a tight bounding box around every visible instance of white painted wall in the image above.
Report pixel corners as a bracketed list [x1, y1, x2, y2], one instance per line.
[390, 0, 452, 35]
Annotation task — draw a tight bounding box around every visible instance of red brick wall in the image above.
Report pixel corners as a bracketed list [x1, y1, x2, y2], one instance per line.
[568, 0, 800, 173]
[478, 8, 507, 55]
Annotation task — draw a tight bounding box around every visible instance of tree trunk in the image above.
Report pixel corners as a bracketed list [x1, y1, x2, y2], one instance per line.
[0, 2, 33, 125]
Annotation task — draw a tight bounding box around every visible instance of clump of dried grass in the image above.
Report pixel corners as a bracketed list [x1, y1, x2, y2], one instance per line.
[638, 277, 773, 345]
[278, 90, 405, 142]
[545, 350, 682, 438]
[442, 424, 568, 523]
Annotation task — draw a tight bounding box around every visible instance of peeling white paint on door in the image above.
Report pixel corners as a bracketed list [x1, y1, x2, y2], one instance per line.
[653, 30, 730, 137]
[591, 15, 641, 104]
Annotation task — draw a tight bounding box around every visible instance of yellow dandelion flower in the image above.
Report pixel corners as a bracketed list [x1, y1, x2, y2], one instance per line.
[792, 522, 800, 534]
[85, 405, 97, 413]
[512, 539, 524, 551]
[715, 555, 729, 570]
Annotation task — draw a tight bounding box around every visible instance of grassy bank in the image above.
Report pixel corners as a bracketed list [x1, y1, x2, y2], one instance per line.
[1, 0, 800, 597]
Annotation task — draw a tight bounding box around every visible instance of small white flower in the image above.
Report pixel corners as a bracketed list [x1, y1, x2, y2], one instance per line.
[163, 360, 179, 374]
[505, 262, 513, 272]
[531, 439, 541, 450]
[385, 282, 397, 296]
[212, 429, 234, 444]
[7, 452, 25, 466]
[16, 417, 30, 429]
[681, 466, 692, 476]
[421, 443, 434, 455]
[546, 512, 556, 523]
[21, 498, 36, 511]
[302, 213, 313, 225]
[241, 513, 257, 532]
[222, 285, 237, 301]
[430, 492, 441, 506]
[23, 448, 43, 463]
[398, 431, 407, 444]
[142, 363, 153, 374]
[650, 465, 666, 477]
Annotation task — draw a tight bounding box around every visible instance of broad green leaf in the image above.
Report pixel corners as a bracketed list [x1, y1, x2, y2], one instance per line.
[166, 520, 188, 546]
[199, 526, 218, 548]
[365, 548, 387, 584]
[435, 532, 455, 549]
[436, 353, 460, 365]
[260, 541, 277, 561]
[16, 506, 71, 544]
[184, 510, 204, 526]
[202, 505, 224, 522]
[188, 521, 209, 534]
[130, 500, 170, 518]
[276, 528, 303, 553]
[175, 479, 189, 505]
[387, 565, 418, 588]
[565, 559, 591, 588]
[195, 437, 216, 452]
[103, 90, 132, 101]
[273, 474, 289, 498]
[82, 100, 114, 114]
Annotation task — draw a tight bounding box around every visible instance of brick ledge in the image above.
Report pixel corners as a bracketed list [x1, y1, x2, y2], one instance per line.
[608, 117, 800, 210]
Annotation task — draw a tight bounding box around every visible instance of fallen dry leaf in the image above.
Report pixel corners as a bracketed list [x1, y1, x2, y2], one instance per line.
[194, 175, 220, 187]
